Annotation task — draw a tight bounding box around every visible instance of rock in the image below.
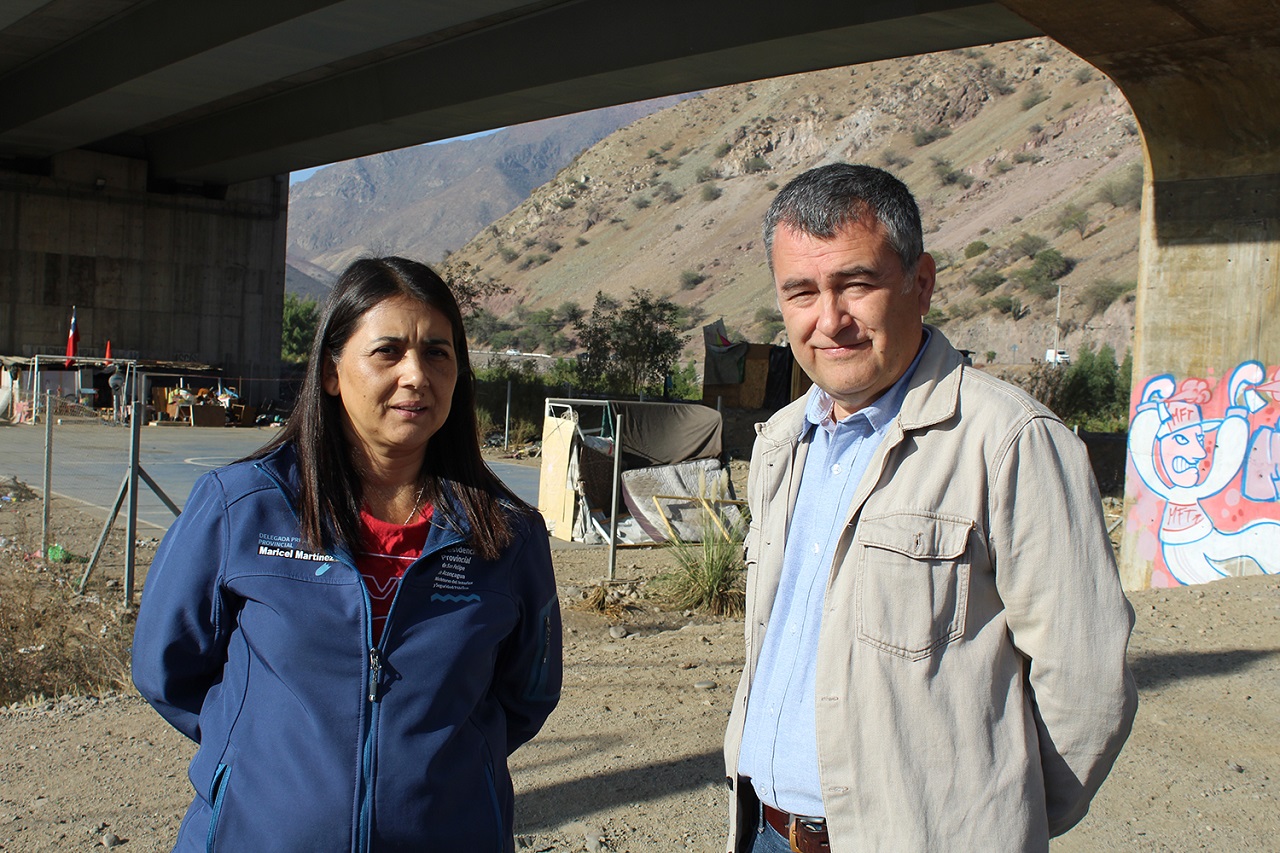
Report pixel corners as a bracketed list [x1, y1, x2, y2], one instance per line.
[102, 832, 122, 847]
[608, 625, 629, 639]
[564, 585, 582, 599]
[694, 680, 718, 690]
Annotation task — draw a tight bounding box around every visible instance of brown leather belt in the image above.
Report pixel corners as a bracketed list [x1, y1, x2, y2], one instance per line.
[763, 804, 830, 853]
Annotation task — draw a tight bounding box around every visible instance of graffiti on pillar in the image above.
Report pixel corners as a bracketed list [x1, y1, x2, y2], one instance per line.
[1126, 361, 1280, 586]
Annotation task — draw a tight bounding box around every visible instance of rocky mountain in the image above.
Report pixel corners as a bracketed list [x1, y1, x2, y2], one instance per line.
[441, 37, 1142, 369]
[286, 95, 687, 277]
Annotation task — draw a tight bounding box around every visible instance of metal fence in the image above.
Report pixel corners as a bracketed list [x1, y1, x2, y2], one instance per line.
[2, 396, 280, 604]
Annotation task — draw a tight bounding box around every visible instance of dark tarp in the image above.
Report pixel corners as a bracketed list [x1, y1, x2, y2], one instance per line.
[611, 401, 722, 469]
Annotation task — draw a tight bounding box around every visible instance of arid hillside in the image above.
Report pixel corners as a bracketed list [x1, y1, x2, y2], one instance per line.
[444, 38, 1141, 367]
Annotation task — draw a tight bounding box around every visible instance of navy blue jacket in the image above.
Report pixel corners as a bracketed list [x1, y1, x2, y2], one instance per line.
[132, 444, 562, 852]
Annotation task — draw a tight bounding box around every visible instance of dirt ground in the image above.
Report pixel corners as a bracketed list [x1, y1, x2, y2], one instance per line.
[2, 451, 1278, 852]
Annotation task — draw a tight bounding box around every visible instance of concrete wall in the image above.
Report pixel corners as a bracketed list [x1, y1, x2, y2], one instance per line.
[0, 150, 287, 394]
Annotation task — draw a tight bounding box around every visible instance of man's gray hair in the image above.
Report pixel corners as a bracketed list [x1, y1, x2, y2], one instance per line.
[762, 163, 924, 275]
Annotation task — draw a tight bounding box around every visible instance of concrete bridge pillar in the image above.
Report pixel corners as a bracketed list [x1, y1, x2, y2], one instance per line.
[0, 150, 287, 404]
[1002, 2, 1280, 588]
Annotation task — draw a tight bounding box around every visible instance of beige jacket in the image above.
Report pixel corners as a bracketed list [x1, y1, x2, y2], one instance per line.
[724, 330, 1137, 852]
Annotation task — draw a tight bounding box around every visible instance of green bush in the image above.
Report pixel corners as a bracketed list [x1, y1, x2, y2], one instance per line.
[695, 165, 718, 183]
[701, 183, 722, 202]
[1011, 232, 1049, 259]
[497, 246, 519, 263]
[1031, 248, 1072, 280]
[1081, 278, 1137, 315]
[632, 195, 651, 209]
[1012, 150, 1042, 165]
[518, 253, 551, 270]
[714, 142, 732, 158]
[654, 506, 747, 617]
[964, 240, 990, 259]
[970, 269, 1005, 294]
[744, 156, 770, 173]
[555, 196, 575, 209]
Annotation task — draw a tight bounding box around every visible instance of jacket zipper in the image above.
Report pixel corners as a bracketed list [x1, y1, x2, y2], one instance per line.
[356, 527, 464, 852]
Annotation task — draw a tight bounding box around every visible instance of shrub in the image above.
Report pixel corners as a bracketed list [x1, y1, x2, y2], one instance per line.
[695, 165, 718, 183]
[881, 150, 912, 168]
[1011, 232, 1049, 259]
[765, 181, 778, 191]
[1031, 248, 1072, 280]
[931, 157, 974, 188]
[989, 294, 1021, 315]
[497, 245, 519, 263]
[912, 125, 952, 147]
[655, 181, 682, 204]
[985, 351, 998, 364]
[714, 142, 732, 158]
[964, 240, 990, 259]
[654, 505, 747, 617]
[632, 195, 651, 209]
[1081, 278, 1137, 315]
[1056, 204, 1091, 237]
[991, 159, 1014, 175]
[924, 308, 948, 326]
[1095, 163, 1143, 209]
[554, 196, 575, 209]
[575, 236, 589, 247]
[701, 183, 722, 202]
[1073, 67, 1094, 85]
[518, 253, 551, 270]
[679, 270, 706, 289]
[543, 239, 562, 253]
[1021, 82, 1049, 110]
[970, 269, 1005, 294]
[1012, 151, 1043, 164]
[744, 156, 770, 173]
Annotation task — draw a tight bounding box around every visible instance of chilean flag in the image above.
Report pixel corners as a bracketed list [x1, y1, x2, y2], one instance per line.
[65, 306, 79, 368]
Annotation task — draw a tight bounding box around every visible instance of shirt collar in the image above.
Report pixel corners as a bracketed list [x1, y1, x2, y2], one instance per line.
[801, 328, 932, 437]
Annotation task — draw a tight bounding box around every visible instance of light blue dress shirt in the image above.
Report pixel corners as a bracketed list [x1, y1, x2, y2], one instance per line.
[737, 332, 929, 817]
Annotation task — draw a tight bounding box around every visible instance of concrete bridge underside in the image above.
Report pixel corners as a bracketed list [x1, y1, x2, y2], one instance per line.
[1, 0, 1277, 588]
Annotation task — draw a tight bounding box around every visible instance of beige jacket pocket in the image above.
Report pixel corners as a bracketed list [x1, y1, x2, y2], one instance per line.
[855, 512, 973, 660]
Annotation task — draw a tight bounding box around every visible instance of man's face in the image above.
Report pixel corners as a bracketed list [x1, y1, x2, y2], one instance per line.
[772, 220, 935, 419]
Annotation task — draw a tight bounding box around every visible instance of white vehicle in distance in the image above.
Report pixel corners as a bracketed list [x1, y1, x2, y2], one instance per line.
[1045, 349, 1071, 365]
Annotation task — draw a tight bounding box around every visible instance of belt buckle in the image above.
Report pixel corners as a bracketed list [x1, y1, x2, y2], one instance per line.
[788, 816, 827, 853]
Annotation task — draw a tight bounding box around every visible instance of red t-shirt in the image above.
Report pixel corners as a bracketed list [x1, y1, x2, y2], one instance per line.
[357, 504, 433, 644]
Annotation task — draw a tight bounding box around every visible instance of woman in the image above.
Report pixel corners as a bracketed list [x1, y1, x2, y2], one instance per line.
[132, 257, 562, 853]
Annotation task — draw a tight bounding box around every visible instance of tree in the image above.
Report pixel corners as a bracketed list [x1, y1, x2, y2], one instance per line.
[281, 293, 320, 364]
[438, 259, 511, 317]
[573, 289, 687, 396]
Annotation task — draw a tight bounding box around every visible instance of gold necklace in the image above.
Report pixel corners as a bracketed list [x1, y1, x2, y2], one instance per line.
[403, 483, 426, 525]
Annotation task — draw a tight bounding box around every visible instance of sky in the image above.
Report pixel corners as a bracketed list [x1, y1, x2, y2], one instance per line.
[288, 128, 502, 184]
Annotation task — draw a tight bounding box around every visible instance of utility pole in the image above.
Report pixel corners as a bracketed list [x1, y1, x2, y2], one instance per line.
[1053, 280, 1064, 360]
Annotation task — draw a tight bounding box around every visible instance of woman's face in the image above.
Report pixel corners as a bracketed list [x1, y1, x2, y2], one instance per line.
[322, 295, 458, 464]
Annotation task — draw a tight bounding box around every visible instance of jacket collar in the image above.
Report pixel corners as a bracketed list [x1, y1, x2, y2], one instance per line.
[252, 441, 474, 543]
[758, 326, 964, 446]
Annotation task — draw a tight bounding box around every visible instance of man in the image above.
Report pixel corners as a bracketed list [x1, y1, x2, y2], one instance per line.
[724, 164, 1137, 853]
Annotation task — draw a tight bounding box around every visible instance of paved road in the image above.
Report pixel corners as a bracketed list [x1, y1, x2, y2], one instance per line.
[1, 420, 539, 532]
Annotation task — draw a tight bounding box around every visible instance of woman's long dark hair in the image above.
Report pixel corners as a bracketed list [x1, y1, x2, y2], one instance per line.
[253, 256, 527, 559]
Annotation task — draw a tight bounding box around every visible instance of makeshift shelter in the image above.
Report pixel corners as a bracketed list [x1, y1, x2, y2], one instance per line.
[538, 399, 743, 545]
